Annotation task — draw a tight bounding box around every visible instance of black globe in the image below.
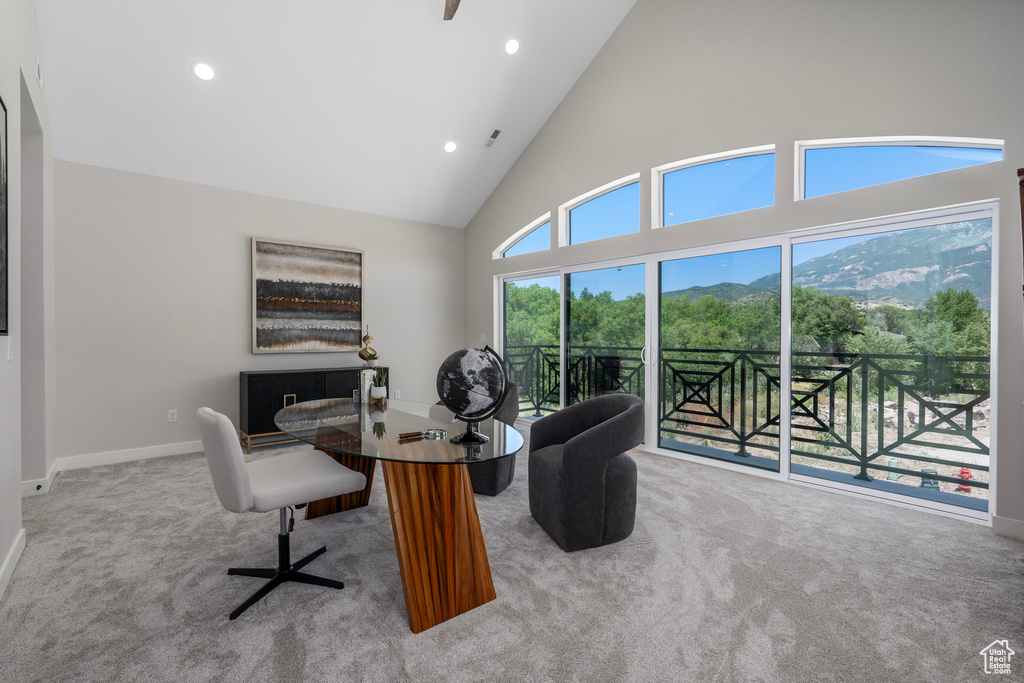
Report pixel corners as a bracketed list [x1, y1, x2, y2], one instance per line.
[436, 346, 507, 421]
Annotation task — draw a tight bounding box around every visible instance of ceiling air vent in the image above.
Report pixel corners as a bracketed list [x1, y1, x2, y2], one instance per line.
[484, 129, 501, 148]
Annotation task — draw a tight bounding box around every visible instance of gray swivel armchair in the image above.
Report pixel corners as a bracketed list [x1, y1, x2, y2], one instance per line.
[197, 407, 367, 619]
[528, 393, 644, 552]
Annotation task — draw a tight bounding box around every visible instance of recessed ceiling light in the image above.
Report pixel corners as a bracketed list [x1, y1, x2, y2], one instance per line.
[505, 39, 520, 55]
[191, 62, 215, 81]
[444, 141, 457, 153]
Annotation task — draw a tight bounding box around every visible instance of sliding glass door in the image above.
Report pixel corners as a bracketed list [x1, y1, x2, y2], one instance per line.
[564, 263, 647, 405]
[503, 275, 561, 419]
[658, 246, 783, 471]
[498, 204, 993, 518]
[789, 217, 992, 511]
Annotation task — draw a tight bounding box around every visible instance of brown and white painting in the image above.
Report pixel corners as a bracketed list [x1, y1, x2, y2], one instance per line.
[251, 238, 363, 353]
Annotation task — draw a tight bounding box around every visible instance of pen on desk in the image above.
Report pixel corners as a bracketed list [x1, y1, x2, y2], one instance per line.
[399, 431, 424, 439]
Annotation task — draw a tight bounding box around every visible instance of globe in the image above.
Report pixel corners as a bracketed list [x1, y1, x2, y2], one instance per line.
[436, 346, 508, 444]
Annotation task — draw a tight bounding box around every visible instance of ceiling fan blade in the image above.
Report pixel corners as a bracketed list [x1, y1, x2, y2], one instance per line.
[443, 0, 461, 20]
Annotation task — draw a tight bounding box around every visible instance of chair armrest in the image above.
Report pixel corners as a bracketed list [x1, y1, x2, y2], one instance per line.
[563, 398, 645, 470]
[530, 399, 615, 452]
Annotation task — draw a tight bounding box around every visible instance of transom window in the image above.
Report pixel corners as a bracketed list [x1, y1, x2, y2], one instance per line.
[559, 174, 640, 246]
[502, 221, 550, 258]
[654, 146, 775, 228]
[798, 137, 1003, 200]
[493, 213, 551, 260]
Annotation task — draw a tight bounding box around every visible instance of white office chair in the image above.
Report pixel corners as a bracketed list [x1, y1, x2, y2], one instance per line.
[196, 407, 367, 620]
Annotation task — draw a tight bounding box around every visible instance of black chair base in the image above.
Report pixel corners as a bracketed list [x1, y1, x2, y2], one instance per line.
[227, 532, 343, 620]
[467, 453, 516, 496]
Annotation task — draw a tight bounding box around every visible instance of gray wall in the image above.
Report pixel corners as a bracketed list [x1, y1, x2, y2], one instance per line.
[54, 161, 465, 459]
[0, 0, 55, 580]
[463, 0, 1024, 529]
[20, 75, 56, 484]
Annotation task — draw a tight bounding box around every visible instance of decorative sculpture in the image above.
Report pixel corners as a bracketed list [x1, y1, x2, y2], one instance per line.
[358, 325, 377, 365]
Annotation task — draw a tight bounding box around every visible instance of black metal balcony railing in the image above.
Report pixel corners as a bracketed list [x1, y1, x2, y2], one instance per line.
[504, 345, 561, 416]
[504, 344, 990, 499]
[504, 345, 646, 415]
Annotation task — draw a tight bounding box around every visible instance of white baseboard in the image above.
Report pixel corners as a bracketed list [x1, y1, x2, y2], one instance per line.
[991, 515, 1024, 542]
[21, 440, 204, 497]
[0, 528, 26, 604]
[56, 440, 204, 472]
[21, 461, 58, 497]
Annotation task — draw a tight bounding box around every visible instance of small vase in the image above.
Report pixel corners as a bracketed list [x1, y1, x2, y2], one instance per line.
[370, 385, 387, 400]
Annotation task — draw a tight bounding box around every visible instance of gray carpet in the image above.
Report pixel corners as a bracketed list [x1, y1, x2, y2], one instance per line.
[2, 429, 1022, 682]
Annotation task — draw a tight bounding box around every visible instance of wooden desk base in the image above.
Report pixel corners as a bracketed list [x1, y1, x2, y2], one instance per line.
[382, 460, 496, 633]
[305, 448, 376, 519]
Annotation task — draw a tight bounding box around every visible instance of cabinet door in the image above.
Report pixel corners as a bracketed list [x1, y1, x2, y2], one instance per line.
[325, 370, 359, 399]
[286, 373, 326, 404]
[248, 374, 288, 435]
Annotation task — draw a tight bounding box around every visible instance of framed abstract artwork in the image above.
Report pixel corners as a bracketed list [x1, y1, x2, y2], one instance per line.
[251, 238, 363, 353]
[0, 92, 8, 335]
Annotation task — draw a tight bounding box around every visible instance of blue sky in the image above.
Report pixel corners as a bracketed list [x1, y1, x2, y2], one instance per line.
[507, 274, 559, 292]
[792, 233, 881, 265]
[503, 221, 551, 257]
[663, 153, 774, 226]
[510, 233, 899, 300]
[569, 264, 645, 300]
[804, 145, 1001, 198]
[661, 247, 781, 292]
[509, 237, 890, 300]
[570, 183, 640, 244]
[505, 145, 998, 298]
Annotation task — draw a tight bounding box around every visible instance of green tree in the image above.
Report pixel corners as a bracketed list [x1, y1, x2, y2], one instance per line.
[928, 288, 985, 334]
[791, 287, 865, 352]
[504, 283, 559, 347]
[873, 305, 915, 336]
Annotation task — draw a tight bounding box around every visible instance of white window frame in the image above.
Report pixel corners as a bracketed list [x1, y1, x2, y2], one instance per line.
[494, 199, 998, 526]
[651, 144, 776, 230]
[794, 135, 1005, 202]
[781, 200, 999, 524]
[492, 212, 552, 260]
[557, 173, 640, 247]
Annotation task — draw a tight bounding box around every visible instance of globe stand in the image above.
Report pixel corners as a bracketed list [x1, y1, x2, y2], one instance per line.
[450, 421, 489, 445]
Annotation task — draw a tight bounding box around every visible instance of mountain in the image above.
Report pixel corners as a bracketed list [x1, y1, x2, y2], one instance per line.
[747, 219, 992, 310]
[661, 282, 769, 302]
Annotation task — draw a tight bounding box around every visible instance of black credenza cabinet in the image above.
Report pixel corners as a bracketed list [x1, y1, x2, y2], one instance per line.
[239, 366, 388, 451]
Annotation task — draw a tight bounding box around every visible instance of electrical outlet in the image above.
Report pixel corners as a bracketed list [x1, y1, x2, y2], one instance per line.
[479, 333, 487, 342]
[168, 410, 178, 423]
[395, 390, 401, 399]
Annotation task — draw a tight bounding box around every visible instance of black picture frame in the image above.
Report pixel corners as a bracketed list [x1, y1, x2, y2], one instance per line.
[0, 91, 7, 336]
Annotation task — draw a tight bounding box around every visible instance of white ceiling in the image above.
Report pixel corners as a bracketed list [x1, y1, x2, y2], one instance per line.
[34, 0, 637, 228]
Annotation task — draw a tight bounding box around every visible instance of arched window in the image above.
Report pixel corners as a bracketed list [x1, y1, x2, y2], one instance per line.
[559, 174, 640, 246]
[493, 213, 551, 260]
[797, 136, 1003, 200]
[653, 145, 775, 228]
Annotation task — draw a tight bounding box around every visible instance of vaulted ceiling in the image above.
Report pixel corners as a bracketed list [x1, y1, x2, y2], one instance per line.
[34, 0, 637, 228]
